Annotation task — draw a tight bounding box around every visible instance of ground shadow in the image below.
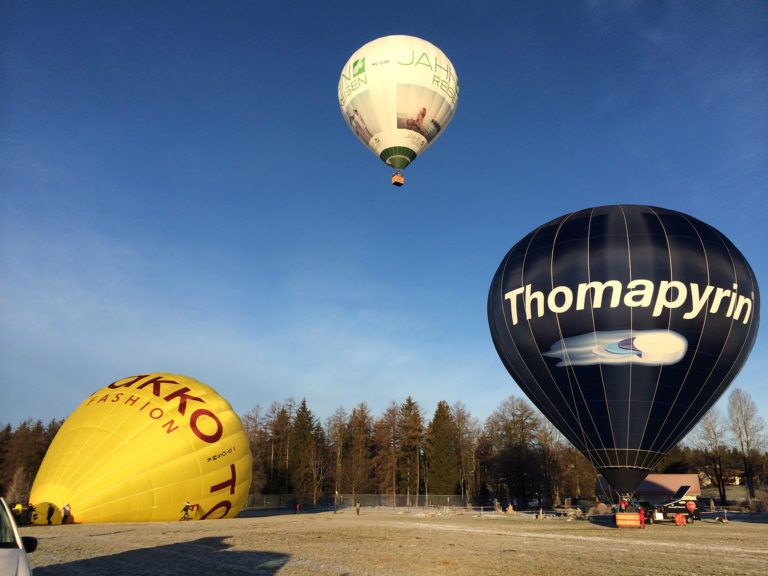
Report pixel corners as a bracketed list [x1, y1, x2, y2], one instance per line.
[31, 536, 290, 576]
[700, 511, 768, 524]
[238, 505, 340, 518]
[587, 514, 616, 528]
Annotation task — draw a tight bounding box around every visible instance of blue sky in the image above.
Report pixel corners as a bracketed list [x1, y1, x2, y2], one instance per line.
[2, 1, 766, 430]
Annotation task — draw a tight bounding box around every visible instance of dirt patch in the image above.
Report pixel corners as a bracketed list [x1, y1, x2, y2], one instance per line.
[20, 509, 768, 575]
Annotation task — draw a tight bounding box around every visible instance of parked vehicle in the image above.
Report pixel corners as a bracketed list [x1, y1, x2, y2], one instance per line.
[648, 486, 701, 524]
[0, 497, 37, 576]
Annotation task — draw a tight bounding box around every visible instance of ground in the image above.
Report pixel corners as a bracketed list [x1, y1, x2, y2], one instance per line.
[20, 509, 768, 575]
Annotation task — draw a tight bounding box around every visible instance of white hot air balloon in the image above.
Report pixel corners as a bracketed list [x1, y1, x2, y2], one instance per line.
[338, 35, 459, 186]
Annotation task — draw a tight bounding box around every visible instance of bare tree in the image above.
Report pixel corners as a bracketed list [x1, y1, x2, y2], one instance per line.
[6, 465, 30, 505]
[242, 405, 268, 496]
[727, 388, 765, 499]
[692, 407, 730, 503]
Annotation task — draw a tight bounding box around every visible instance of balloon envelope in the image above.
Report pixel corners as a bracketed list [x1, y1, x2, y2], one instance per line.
[30, 374, 252, 523]
[488, 205, 759, 494]
[338, 35, 459, 170]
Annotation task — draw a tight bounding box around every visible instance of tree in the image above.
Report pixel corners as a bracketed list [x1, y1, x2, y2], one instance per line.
[6, 465, 30, 505]
[426, 401, 459, 496]
[308, 422, 328, 505]
[534, 422, 563, 505]
[242, 405, 269, 497]
[453, 402, 480, 504]
[398, 397, 423, 506]
[727, 388, 765, 499]
[289, 399, 318, 497]
[345, 403, 375, 497]
[692, 407, 730, 503]
[265, 400, 294, 493]
[326, 406, 348, 505]
[483, 396, 542, 506]
[373, 402, 400, 504]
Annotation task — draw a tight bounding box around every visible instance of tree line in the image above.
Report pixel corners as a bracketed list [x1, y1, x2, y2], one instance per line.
[1, 388, 765, 507]
[241, 395, 598, 507]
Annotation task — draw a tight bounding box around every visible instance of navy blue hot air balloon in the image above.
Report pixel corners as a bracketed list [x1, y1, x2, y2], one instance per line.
[488, 205, 759, 494]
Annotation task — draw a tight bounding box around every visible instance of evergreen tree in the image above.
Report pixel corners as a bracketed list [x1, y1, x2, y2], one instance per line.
[453, 402, 480, 503]
[373, 402, 400, 503]
[326, 406, 348, 504]
[398, 397, 423, 506]
[289, 399, 317, 497]
[426, 401, 459, 495]
[344, 403, 375, 497]
[265, 401, 293, 493]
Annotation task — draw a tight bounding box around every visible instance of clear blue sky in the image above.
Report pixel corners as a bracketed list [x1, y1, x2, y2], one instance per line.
[2, 1, 766, 429]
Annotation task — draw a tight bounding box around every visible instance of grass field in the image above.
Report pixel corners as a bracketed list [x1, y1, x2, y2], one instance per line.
[20, 508, 768, 575]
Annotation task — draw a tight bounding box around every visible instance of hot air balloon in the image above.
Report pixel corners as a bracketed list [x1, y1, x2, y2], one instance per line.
[487, 205, 759, 495]
[338, 35, 459, 186]
[30, 373, 252, 523]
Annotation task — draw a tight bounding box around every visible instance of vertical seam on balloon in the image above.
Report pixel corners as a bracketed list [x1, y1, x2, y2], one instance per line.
[651, 220, 755, 459]
[619, 205, 634, 470]
[588, 207, 617, 470]
[637, 212, 699, 469]
[548, 210, 608, 469]
[635, 207, 679, 470]
[496, 223, 587, 455]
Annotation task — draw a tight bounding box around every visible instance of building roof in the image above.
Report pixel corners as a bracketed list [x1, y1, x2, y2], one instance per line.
[596, 473, 701, 497]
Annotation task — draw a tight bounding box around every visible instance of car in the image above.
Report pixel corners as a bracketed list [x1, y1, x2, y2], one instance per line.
[650, 486, 701, 524]
[0, 497, 37, 576]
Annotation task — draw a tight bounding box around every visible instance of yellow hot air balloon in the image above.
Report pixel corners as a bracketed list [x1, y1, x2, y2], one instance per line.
[30, 374, 252, 523]
[338, 35, 459, 186]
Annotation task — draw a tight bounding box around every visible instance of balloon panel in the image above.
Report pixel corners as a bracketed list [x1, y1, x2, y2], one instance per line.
[30, 374, 252, 523]
[338, 35, 459, 169]
[488, 205, 760, 493]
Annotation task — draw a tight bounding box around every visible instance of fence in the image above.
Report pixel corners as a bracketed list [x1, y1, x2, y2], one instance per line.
[245, 493, 484, 510]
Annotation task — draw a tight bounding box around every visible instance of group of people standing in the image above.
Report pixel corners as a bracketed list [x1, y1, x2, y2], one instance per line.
[11, 501, 71, 525]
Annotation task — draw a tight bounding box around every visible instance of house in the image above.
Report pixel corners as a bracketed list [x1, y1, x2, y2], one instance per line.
[595, 473, 701, 504]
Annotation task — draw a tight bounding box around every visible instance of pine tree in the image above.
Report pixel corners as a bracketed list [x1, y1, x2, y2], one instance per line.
[289, 399, 317, 497]
[374, 402, 400, 504]
[398, 397, 423, 506]
[345, 403, 375, 497]
[452, 402, 480, 504]
[426, 401, 459, 495]
[326, 406, 348, 505]
[265, 401, 293, 493]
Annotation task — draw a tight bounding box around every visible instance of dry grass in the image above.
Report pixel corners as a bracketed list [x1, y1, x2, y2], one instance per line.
[20, 509, 768, 575]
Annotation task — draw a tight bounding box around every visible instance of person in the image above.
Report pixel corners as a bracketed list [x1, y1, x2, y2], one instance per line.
[295, 502, 300, 514]
[180, 502, 191, 521]
[47, 503, 54, 525]
[406, 107, 427, 133]
[619, 499, 627, 512]
[638, 505, 646, 529]
[355, 501, 361, 516]
[61, 503, 71, 524]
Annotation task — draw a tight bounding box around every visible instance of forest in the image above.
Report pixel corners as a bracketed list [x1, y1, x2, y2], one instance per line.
[1, 389, 766, 508]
